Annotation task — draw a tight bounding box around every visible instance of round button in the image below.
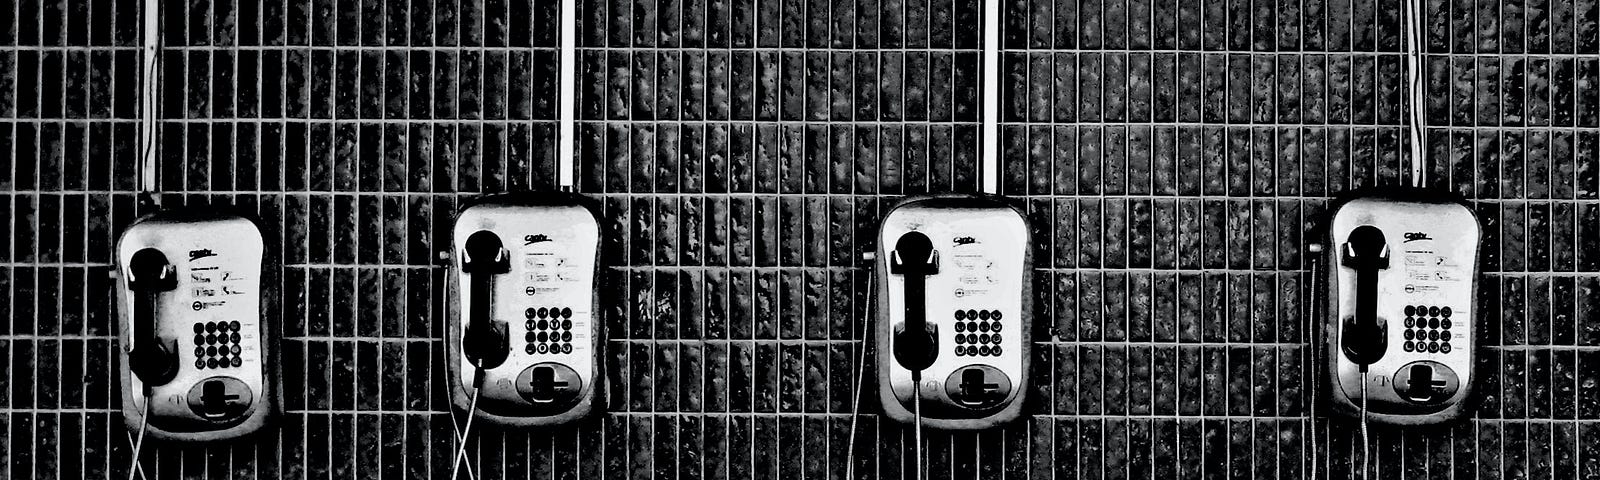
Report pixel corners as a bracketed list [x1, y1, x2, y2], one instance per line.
[525, 344, 537, 354]
[955, 335, 966, 344]
[204, 334, 215, 344]
[525, 332, 537, 342]
[979, 346, 992, 356]
[538, 307, 549, 318]
[1427, 342, 1440, 353]
[562, 332, 572, 341]
[1429, 318, 1440, 329]
[231, 357, 242, 367]
[194, 324, 205, 334]
[562, 344, 573, 354]
[979, 334, 991, 344]
[205, 358, 218, 369]
[231, 320, 242, 332]
[206, 346, 217, 356]
[1441, 343, 1452, 353]
[992, 323, 1003, 332]
[978, 310, 991, 320]
[955, 310, 967, 320]
[993, 311, 1003, 320]
[955, 322, 966, 333]
[195, 359, 207, 369]
[194, 347, 206, 357]
[1404, 305, 1416, 316]
[206, 322, 217, 333]
[527, 320, 538, 330]
[955, 348, 966, 356]
[978, 322, 990, 332]
[230, 333, 241, 343]
[992, 333, 1002, 343]
[1441, 319, 1452, 329]
[538, 320, 550, 330]
[1428, 306, 1441, 317]
[1403, 342, 1415, 352]
[966, 309, 979, 320]
[1415, 305, 1428, 315]
[194, 334, 206, 345]
[1441, 307, 1452, 318]
[1426, 330, 1436, 341]
[526, 307, 539, 318]
[537, 344, 549, 354]
[1404, 330, 1415, 340]
[992, 346, 1003, 355]
[1404, 317, 1415, 328]
[231, 345, 241, 355]
[562, 307, 573, 318]
[562, 320, 573, 330]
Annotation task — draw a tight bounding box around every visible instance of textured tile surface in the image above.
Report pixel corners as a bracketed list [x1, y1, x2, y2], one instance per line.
[3, 0, 1600, 478]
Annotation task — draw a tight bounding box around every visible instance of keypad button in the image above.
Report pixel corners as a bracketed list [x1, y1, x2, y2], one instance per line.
[968, 334, 980, 344]
[562, 320, 573, 330]
[955, 348, 966, 356]
[1427, 342, 1440, 353]
[955, 310, 967, 320]
[526, 320, 537, 330]
[194, 334, 206, 345]
[526, 345, 538, 354]
[1426, 330, 1437, 341]
[562, 344, 573, 354]
[979, 346, 992, 356]
[992, 311, 1003, 321]
[992, 323, 1003, 332]
[1441, 343, 1452, 354]
[537, 332, 549, 342]
[992, 333, 1002, 343]
[978, 310, 991, 320]
[205, 346, 216, 356]
[1441, 320, 1452, 330]
[538, 320, 550, 330]
[206, 358, 218, 369]
[1428, 306, 1441, 317]
[526, 307, 539, 318]
[966, 309, 979, 320]
[956, 335, 966, 344]
[1404, 317, 1414, 328]
[955, 322, 966, 333]
[1403, 342, 1415, 352]
[538, 307, 549, 318]
[196, 359, 207, 369]
[537, 344, 549, 354]
[562, 332, 572, 342]
[231, 357, 242, 367]
[194, 324, 205, 334]
[230, 333, 241, 343]
[194, 347, 206, 357]
[1415, 305, 1428, 315]
[1404, 305, 1416, 316]
[1441, 307, 1452, 318]
[525, 332, 538, 342]
[978, 322, 990, 332]
[1429, 318, 1440, 329]
[1404, 330, 1415, 340]
[977, 334, 989, 344]
[205, 322, 217, 333]
[230, 320, 242, 332]
[231, 345, 241, 355]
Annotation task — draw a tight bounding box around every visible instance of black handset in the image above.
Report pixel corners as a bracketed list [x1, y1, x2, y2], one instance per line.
[1339, 225, 1390, 367]
[127, 248, 179, 387]
[461, 231, 511, 371]
[890, 232, 939, 372]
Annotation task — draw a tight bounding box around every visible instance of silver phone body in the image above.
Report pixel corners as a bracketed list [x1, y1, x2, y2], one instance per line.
[874, 195, 1033, 430]
[115, 211, 277, 442]
[1322, 190, 1481, 426]
[446, 195, 603, 427]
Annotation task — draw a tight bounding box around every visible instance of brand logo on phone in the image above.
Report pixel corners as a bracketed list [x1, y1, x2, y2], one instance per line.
[188, 249, 217, 261]
[953, 236, 977, 246]
[524, 234, 551, 245]
[1403, 232, 1432, 243]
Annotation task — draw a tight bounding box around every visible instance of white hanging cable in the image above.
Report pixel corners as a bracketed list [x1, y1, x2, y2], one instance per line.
[137, 0, 162, 201]
[843, 262, 875, 480]
[556, 0, 578, 192]
[979, 0, 1002, 195]
[1403, 0, 1427, 188]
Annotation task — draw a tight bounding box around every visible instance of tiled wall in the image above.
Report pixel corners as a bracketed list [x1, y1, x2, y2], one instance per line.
[3, 0, 1600, 478]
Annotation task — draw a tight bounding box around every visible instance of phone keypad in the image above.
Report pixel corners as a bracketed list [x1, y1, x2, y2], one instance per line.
[524, 306, 575, 355]
[191, 320, 245, 369]
[1401, 304, 1454, 355]
[952, 309, 1004, 357]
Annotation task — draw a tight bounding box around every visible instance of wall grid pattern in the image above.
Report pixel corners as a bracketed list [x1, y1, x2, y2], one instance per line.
[2, 0, 1600, 478]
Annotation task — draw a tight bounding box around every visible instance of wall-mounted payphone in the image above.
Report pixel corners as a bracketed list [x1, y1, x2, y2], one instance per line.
[115, 211, 278, 442]
[1316, 190, 1481, 426]
[874, 195, 1032, 430]
[445, 194, 603, 427]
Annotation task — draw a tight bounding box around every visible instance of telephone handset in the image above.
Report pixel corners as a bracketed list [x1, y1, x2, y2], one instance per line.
[875, 195, 1032, 430]
[1317, 189, 1481, 426]
[446, 194, 603, 427]
[115, 211, 278, 441]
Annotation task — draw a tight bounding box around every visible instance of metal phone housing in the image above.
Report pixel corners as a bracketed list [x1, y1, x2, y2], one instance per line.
[874, 194, 1033, 430]
[1319, 189, 1482, 426]
[446, 194, 603, 427]
[115, 210, 278, 442]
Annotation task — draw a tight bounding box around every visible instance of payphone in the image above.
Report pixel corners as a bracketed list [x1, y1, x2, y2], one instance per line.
[115, 212, 278, 442]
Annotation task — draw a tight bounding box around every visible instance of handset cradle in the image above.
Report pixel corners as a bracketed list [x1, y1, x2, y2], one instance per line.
[462, 231, 511, 372]
[1339, 225, 1390, 368]
[890, 232, 939, 372]
[127, 248, 179, 387]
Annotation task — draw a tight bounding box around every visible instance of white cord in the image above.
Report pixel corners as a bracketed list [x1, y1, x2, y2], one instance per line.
[843, 271, 874, 480]
[1358, 369, 1370, 480]
[448, 379, 482, 480]
[125, 394, 152, 480]
[978, 0, 1001, 194]
[911, 371, 924, 480]
[1403, 0, 1427, 188]
[556, 0, 576, 191]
